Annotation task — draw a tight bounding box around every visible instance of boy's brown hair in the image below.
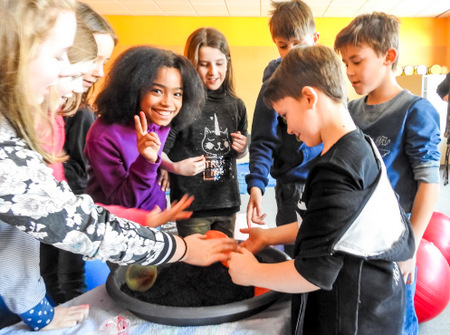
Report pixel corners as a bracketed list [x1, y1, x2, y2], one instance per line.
[263, 45, 347, 107]
[269, 0, 316, 41]
[334, 12, 401, 69]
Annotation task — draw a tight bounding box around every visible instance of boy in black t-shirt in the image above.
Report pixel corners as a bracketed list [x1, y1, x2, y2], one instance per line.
[228, 45, 415, 335]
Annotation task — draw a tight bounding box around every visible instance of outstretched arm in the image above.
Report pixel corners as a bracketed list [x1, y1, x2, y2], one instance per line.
[246, 81, 280, 226]
[228, 249, 319, 294]
[239, 221, 299, 254]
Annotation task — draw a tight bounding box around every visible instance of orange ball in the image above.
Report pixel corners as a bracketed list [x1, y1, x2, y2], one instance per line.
[205, 230, 230, 267]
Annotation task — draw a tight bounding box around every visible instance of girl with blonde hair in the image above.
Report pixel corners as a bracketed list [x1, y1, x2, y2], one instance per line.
[0, 0, 234, 330]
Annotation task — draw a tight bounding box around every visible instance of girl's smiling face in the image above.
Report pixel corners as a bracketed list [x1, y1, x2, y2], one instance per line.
[28, 10, 76, 104]
[196, 46, 227, 91]
[140, 67, 183, 127]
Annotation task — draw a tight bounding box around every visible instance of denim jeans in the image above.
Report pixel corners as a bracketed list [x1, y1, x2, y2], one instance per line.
[402, 268, 418, 335]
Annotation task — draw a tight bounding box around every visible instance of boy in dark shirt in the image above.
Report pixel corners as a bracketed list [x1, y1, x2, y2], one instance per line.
[229, 45, 415, 335]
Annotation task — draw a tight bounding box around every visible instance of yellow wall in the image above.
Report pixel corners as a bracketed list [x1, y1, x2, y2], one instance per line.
[102, 15, 450, 128]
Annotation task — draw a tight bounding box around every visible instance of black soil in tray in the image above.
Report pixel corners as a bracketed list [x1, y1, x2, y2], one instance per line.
[120, 262, 255, 307]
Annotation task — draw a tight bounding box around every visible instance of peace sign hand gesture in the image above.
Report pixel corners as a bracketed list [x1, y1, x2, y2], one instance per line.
[134, 111, 161, 163]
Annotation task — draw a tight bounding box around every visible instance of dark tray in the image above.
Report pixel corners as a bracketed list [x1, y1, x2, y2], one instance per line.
[105, 246, 289, 326]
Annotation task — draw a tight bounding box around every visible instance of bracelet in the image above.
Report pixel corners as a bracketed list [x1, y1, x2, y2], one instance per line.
[176, 237, 188, 262]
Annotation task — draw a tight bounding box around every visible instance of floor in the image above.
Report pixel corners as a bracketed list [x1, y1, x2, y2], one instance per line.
[236, 166, 450, 334]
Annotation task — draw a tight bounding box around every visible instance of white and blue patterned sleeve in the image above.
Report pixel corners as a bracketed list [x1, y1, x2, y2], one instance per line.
[0, 119, 177, 266]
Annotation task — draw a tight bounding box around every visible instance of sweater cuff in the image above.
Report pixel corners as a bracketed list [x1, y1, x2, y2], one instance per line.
[413, 162, 440, 183]
[20, 297, 54, 331]
[246, 178, 267, 195]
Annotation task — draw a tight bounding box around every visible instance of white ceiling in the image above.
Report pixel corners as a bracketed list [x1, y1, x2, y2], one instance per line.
[82, 0, 450, 18]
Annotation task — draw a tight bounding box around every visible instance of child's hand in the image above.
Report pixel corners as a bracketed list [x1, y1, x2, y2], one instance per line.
[246, 187, 267, 227]
[42, 304, 89, 330]
[158, 168, 170, 192]
[398, 255, 417, 284]
[174, 155, 206, 176]
[134, 111, 161, 163]
[144, 194, 194, 227]
[228, 246, 260, 286]
[239, 227, 268, 254]
[230, 131, 247, 154]
[181, 234, 238, 266]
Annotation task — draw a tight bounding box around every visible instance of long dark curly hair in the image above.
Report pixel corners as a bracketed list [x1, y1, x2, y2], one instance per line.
[94, 46, 204, 130]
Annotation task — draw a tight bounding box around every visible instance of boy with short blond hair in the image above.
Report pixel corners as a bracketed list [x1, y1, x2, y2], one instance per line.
[229, 44, 415, 335]
[335, 12, 441, 335]
[246, 0, 322, 256]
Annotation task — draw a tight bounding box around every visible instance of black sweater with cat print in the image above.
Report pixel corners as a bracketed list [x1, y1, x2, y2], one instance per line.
[163, 86, 247, 216]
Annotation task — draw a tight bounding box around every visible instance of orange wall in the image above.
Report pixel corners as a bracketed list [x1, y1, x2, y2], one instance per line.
[102, 15, 450, 128]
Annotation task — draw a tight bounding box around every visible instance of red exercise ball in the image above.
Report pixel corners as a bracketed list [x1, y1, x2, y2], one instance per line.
[423, 212, 450, 266]
[414, 239, 450, 323]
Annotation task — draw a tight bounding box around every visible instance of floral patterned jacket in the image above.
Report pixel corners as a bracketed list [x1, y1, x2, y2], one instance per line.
[0, 116, 175, 316]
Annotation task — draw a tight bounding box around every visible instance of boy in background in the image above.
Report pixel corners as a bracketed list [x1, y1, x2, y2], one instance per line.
[334, 12, 441, 335]
[245, 0, 322, 256]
